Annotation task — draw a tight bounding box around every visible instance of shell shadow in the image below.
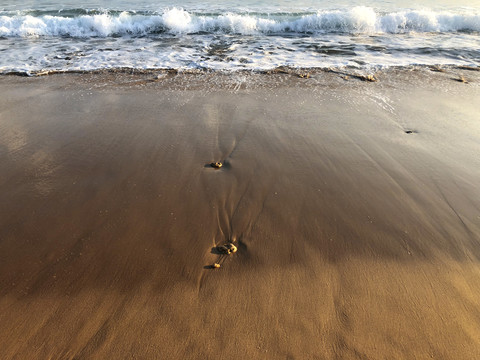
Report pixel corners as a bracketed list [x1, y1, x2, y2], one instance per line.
[204, 160, 231, 170]
[203, 264, 219, 269]
[211, 246, 224, 255]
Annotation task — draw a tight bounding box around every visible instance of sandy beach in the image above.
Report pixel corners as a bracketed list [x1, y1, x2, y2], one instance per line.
[0, 69, 480, 359]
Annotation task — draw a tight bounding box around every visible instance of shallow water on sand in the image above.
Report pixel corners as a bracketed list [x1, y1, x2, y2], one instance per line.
[0, 0, 479, 74]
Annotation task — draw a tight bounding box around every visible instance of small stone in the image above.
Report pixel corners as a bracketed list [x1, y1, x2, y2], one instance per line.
[211, 162, 223, 169]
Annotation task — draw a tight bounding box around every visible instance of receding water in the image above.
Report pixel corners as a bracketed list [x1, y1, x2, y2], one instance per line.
[1, 0, 479, 74]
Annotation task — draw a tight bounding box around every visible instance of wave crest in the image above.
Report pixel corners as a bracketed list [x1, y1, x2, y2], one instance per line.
[0, 7, 479, 37]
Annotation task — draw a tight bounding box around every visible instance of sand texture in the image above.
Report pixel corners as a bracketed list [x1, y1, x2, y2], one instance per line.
[0, 70, 480, 359]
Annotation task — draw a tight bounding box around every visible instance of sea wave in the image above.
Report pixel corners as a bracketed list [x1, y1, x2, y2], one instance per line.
[0, 7, 479, 37]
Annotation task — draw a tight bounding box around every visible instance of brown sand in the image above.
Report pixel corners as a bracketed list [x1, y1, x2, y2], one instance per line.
[0, 70, 480, 359]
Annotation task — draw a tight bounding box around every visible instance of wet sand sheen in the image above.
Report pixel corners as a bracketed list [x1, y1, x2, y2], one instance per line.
[0, 71, 480, 359]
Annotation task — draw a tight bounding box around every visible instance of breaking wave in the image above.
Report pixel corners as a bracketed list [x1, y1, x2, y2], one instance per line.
[1, 7, 479, 37]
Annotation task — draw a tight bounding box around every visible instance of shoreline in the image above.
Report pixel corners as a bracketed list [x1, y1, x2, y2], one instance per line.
[0, 71, 479, 359]
[2, 63, 479, 79]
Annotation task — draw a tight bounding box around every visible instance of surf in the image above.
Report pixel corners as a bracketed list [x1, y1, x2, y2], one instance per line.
[0, 7, 479, 37]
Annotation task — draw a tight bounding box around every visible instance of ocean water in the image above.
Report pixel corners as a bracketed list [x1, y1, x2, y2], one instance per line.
[0, 0, 479, 74]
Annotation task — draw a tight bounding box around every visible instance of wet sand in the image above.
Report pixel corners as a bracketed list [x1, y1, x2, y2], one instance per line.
[1, 69, 480, 359]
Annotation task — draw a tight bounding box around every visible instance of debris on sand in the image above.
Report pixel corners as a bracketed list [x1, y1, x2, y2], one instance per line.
[429, 66, 446, 73]
[326, 68, 377, 82]
[358, 74, 377, 82]
[217, 243, 237, 255]
[458, 65, 480, 72]
[270, 67, 290, 74]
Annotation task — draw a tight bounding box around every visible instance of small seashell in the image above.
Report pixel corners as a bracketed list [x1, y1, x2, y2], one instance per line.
[217, 243, 237, 255]
[225, 243, 237, 253]
[364, 74, 377, 82]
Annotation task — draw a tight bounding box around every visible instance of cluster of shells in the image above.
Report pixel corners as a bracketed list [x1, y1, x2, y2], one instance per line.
[212, 243, 237, 269]
[217, 243, 237, 255]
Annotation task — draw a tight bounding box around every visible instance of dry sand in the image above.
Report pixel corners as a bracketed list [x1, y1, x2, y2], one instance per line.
[0, 69, 480, 359]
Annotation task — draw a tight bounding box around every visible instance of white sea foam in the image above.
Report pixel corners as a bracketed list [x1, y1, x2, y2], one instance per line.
[0, 7, 479, 37]
[0, 6, 479, 73]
